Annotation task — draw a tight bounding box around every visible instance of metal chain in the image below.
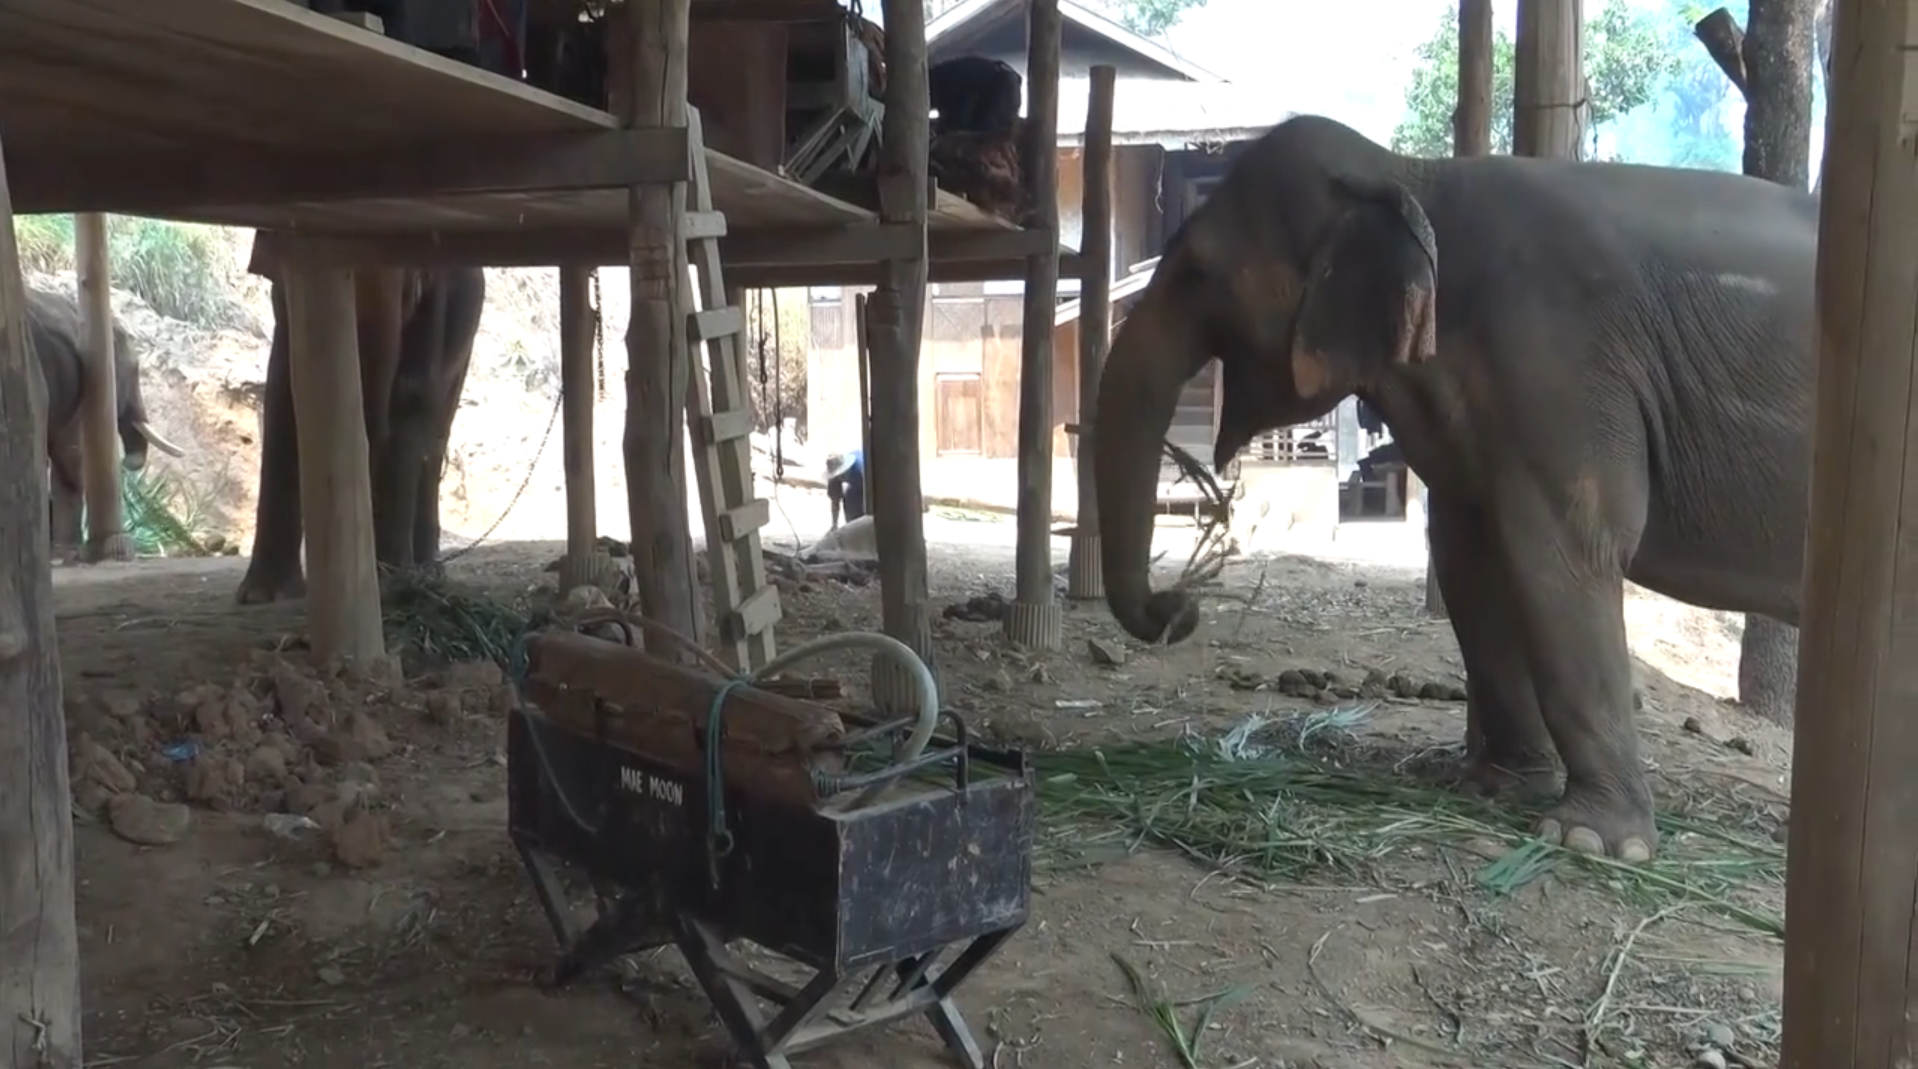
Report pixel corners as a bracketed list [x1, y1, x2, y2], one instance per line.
[438, 267, 604, 564]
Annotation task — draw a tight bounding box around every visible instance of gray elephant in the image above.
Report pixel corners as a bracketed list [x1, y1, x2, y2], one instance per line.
[235, 262, 485, 604]
[27, 287, 185, 557]
[1093, 115, 1813, 864]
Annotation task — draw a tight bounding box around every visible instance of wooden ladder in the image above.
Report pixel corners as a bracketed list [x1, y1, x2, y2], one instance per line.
[682, 110, 781, 672]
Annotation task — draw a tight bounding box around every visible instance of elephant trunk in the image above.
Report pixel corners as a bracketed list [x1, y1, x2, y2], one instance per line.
[1094, 286, 1210, 645]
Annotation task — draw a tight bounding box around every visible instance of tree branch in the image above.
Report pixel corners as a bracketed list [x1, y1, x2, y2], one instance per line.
[1695, 7, 1749, 98]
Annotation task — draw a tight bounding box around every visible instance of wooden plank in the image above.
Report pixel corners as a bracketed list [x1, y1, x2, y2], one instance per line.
[695, 409, 755, 445]
[9, 129, 690, 216]
[690, 306, 745, 342]
[522, 630, 842, 811]
[720, 586, 784, 644]
[1777, 0, 1918, 1060]
[0, 0, 615, 154]
[717, 498, 772, 543]
[0, 122, 82, 1069]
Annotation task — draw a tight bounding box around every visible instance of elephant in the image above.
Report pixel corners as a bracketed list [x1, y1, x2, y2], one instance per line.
[235, 265, 485, 604]
[1093, 114, 1815, 864]
[26, 287, 186, 557]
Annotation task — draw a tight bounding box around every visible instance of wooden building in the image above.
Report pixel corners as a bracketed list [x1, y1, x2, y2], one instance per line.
[802, 0, 1283, 515]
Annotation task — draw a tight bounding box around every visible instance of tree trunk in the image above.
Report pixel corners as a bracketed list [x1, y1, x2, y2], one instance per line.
[1701, 0, 1815, 725]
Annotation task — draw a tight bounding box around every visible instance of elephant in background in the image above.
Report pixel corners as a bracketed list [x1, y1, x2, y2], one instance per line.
[1094, 115, 1814, 864]
[28, 287, 186, 557]
[235, 259, 485, 605]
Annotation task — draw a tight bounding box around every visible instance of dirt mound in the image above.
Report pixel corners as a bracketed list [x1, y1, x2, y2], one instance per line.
[66, 655, 516, 869]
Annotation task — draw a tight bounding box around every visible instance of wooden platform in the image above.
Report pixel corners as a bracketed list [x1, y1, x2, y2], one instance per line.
[0, 0, 1059, 277]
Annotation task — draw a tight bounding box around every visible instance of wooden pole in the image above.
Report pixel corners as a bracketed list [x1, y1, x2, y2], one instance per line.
[1513, 0, 1585, 160]
[75, 212, 131, 563]
[0, 131, 82, 1069]
[868, 0, 939, 710]
[1005, 0, 1064, 649]
[557, 265, 598, 591]
[1066, 65, 1116, 603]
[854, 290, 876, 517]
[282, 256, 385, 665]
[1426, 0, 1495, 620]
[1780, 0, 1918, 1061]
[617, 0, 703, 651]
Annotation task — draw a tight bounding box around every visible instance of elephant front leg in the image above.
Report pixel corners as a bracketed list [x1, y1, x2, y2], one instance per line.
[1493, 483, 1655, 863]
[237, 289, 309, 604]
[48, 435, 84, 563]
[1426, 494, 1557, 802]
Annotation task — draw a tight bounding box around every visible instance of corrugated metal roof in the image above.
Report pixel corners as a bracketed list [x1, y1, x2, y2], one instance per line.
[1057, 76, 1292, 146]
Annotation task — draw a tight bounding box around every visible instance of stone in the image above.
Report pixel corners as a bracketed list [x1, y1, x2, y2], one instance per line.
[1087, 638, 1127, 667]
[107, 794, 192, 846]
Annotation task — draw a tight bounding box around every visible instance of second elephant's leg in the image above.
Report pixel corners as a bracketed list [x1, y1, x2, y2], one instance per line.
[48, 433, 83, 562]
[1425, 493, 1558, 800]
[1493, 483, 1654, 862]
[236, 282, 307, 604]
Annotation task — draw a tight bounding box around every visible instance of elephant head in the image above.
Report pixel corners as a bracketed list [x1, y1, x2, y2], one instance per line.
[110, 324, 185, 472]
[1093, 116, 1439, 645]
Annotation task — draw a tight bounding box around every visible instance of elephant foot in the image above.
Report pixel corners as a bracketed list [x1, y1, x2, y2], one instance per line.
[1534, 781, 1658, 863]
[237, 563, 307, 605]
[1456, 751, 1559, 802]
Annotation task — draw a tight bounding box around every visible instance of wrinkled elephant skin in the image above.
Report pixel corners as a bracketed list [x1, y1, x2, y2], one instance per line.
[27, 287, 185, 557]
[236, 268, 485, 605]
[1093, 115, 1814, 864]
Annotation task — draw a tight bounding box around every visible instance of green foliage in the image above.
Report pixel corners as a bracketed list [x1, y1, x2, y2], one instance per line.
[1102, 0, 1208, 37]
[1392, 0, 1681, 159]
[9, 214, 231, 329]
[82, 467, 212, 557]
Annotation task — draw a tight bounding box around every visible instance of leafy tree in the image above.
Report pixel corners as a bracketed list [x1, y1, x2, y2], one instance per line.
[1392, 0, 1680, 159]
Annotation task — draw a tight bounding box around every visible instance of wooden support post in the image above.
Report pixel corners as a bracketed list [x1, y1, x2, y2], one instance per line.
[1066, 65, 1116, 603]
[76, 212, 132, 563]
[0, 130, 82, 1069]
[854, 291, 876, 518]
[283, 257, 385, 665]
[617, 0, 703, 651]
[868, 0, 939, 709]
[1780, 0, 1918, 1060]
[1005, 0, 1064, 649]
[1513, 0, 1585, 159]
[557, 265, 599, 592]
[1426, 0, 1494, 620]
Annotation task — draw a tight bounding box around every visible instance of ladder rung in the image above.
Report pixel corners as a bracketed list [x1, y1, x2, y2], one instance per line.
[721, 585, 782, 643]
[690, 306, 744, 342]
[695, 409, 754, 445]
[717, 498, 770, 543]
[685, 211, 728, 240]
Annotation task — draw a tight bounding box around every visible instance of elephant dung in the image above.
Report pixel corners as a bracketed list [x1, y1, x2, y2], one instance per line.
[108, 793, 193, 846]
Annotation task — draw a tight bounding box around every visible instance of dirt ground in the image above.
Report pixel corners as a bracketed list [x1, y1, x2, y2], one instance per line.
[52, 491, 1791, 1069]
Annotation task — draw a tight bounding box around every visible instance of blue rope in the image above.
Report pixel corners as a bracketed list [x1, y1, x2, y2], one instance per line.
[705, 676, 752, 885]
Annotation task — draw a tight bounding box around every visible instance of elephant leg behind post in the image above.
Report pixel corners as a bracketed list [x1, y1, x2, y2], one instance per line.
[237, 268, 414, 604]
[47, 428, 83, 560]
[371, 267, 485, 575]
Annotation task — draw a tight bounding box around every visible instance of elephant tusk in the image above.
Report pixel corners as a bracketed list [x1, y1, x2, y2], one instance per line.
[134, 421, 187, 457]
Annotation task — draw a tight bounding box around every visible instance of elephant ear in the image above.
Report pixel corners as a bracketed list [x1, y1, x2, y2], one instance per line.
[1289, 176, 1439, 400]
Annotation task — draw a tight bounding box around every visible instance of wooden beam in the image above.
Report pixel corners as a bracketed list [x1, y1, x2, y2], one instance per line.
[1066, 65, 1116, 603]
[1779, 0, 1918, 1060]
[281, 256, 384, 664]
[9, 130, 689, 217]
[280, 223, 1059, 270]
[619, 0, 704, 654]
[0, 126, 82, 1069]
[868, 0, 940, 712]
[1005, 0, 1065, 650]
[75, 213, 132, 562]
[1513, 0, 1585, 159]
[557, 266, 599, 592]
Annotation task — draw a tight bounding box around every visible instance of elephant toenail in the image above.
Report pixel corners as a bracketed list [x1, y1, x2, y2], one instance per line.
[1619, 838, 1652, 864]
[1564, 827, 1606, 855]
[1535, 818, 1564, 843]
